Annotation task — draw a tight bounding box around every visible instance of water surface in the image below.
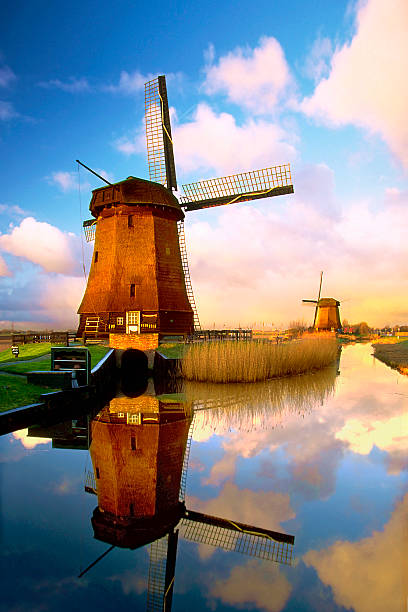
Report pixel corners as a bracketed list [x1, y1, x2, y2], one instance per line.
[1, 343, 407, 611]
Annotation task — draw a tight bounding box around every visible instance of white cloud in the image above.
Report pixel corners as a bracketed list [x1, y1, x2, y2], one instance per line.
[105, 70, 154, 94]
[0, 203, 26, 217]
[0, 100, 18, 120]
[13, 429, 51, 449]
[209, 559, 292, 612]
[39, 275, 86, 326]
[115, 101, 296, 175]
[203, 36, 293, 114]
[0, 217, 82, 275]
[174, 103, 296, 176]
[0, 64, 17, 88]
[114, 133, 144, 155]
[105, 70, 183, 95]
[303, 36, 333, 83]
[37, 77, 91, 93]
[184, 174, 408, 328]
[303, 494, 408, 612]
[301, 0, 408, 167]
[188, 482, 295, 533]
[0, 254, 11, 277]
[48, 171, 77, 192]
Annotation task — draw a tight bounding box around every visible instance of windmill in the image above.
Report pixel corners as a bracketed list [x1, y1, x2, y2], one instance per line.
[81, 395, 295, 611]
[302, 271, 342, 331]
[77, 75, 294, 348]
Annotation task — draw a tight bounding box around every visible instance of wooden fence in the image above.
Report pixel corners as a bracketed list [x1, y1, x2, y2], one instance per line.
[11, 332, 76, 345]
[187, 329, 253, 342]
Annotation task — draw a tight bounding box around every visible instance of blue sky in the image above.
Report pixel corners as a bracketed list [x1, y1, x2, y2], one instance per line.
[1, 0, 407, 329]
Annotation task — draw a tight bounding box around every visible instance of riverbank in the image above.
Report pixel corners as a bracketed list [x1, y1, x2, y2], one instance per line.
[0, 345, 111, 412]
[372, 339, 408, 374]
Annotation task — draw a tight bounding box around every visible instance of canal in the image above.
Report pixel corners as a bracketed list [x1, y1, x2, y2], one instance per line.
[1, 343, 407, 611]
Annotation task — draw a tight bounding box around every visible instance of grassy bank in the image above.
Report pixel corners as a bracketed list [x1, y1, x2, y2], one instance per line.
[182, 334, 338, 383]
[0, 345, 111, 411]
[157, 344, 187, 359]
[0, 345, 110, 374]
[0, 343, 53, 363]
[0, 374, 58, 413]
[372, 340, 408, 373]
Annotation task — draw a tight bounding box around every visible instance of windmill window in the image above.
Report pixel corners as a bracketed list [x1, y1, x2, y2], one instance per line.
[128, 215, 134, 228]
[117, 317, 124, 325]
[131, 435, 136, 450]
[128, 413, 140, 424]
[96, 467, 100, 479]
[94, 251, 99, 263]
[165, 247, 171, 255]
[130, 284, 135, 297]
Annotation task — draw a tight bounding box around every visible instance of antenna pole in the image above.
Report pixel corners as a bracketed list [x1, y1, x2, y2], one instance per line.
[76, 159, 112, 186]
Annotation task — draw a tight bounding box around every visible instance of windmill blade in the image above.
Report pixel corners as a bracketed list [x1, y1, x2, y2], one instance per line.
[145, 76, 177, 190]
[302, 299, 318, 304]
[313, 271, 323, 328]
[180, 164, 293, 212]
[83, 219, 97, 242]
[179, 510, 294, 566]
[147, 531, 179, 612]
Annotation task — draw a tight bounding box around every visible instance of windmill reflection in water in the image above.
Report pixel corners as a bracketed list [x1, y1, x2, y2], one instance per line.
[75, 363, 336, 611]
[78, 395, 292, 611]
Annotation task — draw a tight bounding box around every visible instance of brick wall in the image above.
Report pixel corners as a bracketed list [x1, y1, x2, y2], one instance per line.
[109, 333, 159, 351]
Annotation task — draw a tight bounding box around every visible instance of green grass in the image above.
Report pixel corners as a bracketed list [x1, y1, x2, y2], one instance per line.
[157, 344, 187, 359]
[0, 343, 53, 363]
[0, 345, 111, 411]
[372, 339, 408, 371]
[0, 359, 51, 374]
[0, 374, 58, 412]
[87, 345, 111, 367]
[0, 345, 110, 375]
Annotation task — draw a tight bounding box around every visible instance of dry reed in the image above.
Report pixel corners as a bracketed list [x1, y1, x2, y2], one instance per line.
[182, 334, 338, 383]
[184, 361, 337, 433]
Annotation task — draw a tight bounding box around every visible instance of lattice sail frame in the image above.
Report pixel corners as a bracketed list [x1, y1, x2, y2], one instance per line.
[83, 219, 97, 242]
[145, 76, 177, 190]
[178, 517, 293, 566]
[180, 164, 293, 211]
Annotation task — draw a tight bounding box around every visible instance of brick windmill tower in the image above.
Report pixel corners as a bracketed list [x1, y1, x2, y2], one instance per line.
[77, 76, 294, 349]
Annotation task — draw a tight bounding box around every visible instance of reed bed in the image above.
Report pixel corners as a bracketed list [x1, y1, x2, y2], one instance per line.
[184, 362, 337, 433]
[181, 334, 338, 383]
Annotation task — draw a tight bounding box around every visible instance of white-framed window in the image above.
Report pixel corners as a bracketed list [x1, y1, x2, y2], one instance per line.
[128, 312, 139, 325]
[117, 317, 124, 325]
[127, 413, 141, 425]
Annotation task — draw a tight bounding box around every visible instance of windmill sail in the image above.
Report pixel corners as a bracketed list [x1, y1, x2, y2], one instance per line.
[179, 510, 294, 565]
[145, 76, 177, 190]
[180, 164, 293, 211]
[147, 531, 179, 612]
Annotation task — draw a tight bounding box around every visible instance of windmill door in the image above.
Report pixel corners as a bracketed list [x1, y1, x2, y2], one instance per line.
[126, 311, 141, 334]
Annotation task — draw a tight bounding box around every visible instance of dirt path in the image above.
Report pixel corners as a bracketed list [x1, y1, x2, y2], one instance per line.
[0, 354, 51, 368]
[372, 341, 408, 373]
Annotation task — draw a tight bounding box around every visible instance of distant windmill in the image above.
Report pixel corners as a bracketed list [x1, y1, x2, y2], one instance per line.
[77, 75, 294, 347]
[81, 397, 295, 611]
[302, 272, 342, 331]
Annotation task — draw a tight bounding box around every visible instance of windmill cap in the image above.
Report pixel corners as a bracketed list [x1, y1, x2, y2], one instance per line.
[89, 176, 183, 219]
[318, 298, 340, 306]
